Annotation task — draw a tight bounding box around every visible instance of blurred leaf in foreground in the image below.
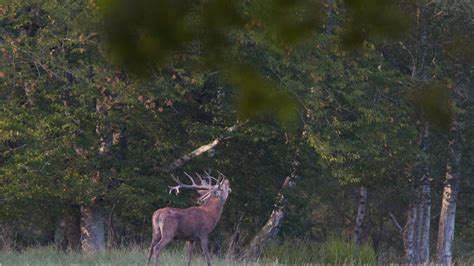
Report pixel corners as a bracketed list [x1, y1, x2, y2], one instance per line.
[411, 83, 453, 133]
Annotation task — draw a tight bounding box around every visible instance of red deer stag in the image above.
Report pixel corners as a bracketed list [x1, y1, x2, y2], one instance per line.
[146, 172, 231, 266]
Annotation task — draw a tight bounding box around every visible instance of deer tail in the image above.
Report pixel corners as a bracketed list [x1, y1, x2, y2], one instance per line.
[146, 211, 163, 265]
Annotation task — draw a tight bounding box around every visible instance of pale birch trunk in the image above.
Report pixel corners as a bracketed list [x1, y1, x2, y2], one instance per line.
[242, 209, 284, 259]
[436, 88, 464, 264]
[404, 121, 431, 264]
[242, 121, 305, 260]
[403, 204, 420, 263]
[402, 6, 433, 261]
[353, 186, 368, 246]
[418, 175, 431, 264]
[242, 159, 298, 260]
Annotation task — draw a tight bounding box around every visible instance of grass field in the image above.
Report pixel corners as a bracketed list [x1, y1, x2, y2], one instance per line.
[1, 241, 472, 265]
[0, 246, 270, 266]
[0, 239, 376, 266]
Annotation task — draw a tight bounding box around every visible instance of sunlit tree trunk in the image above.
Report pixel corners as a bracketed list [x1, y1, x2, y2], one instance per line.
[436, 151, 460, 265]
[437, 87, 464, 265]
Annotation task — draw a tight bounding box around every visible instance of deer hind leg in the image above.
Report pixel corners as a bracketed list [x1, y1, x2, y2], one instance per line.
[200, 237, 211, 266]
[146, 230, 161, 266]
[152, 220, 177, 266]
[186, 241, 194, 266]
[153, 235, 173, 266]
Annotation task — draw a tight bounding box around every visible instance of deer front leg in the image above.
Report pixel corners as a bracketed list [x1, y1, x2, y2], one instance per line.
[200, 237, 211, 266]
[186, 241, 194, 266]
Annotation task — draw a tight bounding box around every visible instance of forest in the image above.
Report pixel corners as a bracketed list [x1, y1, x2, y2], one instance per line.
[0, 0, 473, 265]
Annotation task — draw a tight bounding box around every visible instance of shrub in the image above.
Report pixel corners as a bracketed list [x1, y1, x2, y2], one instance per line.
[320, 238, 377, 265]
[263, 239, 318, 265]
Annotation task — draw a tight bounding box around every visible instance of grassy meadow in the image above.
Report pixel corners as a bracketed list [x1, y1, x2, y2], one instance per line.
[0, 246, 257, 266]
[0, 240, 378, 266]
[1, 239, 473, 265]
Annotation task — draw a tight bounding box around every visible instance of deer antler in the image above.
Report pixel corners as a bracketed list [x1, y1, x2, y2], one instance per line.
[217, 170, 226, 186]
[204, 170, 220, 183]
[169, 172, 216, 195]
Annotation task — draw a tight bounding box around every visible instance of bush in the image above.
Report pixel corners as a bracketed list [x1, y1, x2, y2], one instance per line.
[320, 238, 377, 265]
[263, 239, 318, 264]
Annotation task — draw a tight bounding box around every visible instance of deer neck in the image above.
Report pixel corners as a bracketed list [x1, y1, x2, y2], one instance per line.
[202, 197, 225, 225]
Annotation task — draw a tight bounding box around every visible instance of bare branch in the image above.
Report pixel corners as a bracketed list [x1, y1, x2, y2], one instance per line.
[159, 124, 240, 173]
[388, 212, 403, 234]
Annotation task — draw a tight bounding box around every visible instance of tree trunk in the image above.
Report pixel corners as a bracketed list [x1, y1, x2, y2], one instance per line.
[242, 121, 304, 260]
[403, 204, 420, 263]
[404, 121, 431, 264]
[79, 98, 112, 255]
[80, 199, 106, 255]
[353, 186, 368, 246]
[403, 178, 432, 265]
[436, 107, 463, 265]
[242, 161, 298, 260]
[325, 0, 336, 34]
[418, 175, 431, 264]
[242, 209, 284, 260]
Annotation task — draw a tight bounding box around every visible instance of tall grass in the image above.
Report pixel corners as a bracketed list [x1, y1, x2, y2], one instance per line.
[263, 238, 377, 265]
[0, 240, 376, 265]
[0, 246, 262, 266]
[1, 241, 472, 265]
[320, 239, 377, 265]
[263, 239, 319, 264]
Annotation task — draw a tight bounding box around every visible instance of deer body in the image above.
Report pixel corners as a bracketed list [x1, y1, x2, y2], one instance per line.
[146, 174, 230, 266]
